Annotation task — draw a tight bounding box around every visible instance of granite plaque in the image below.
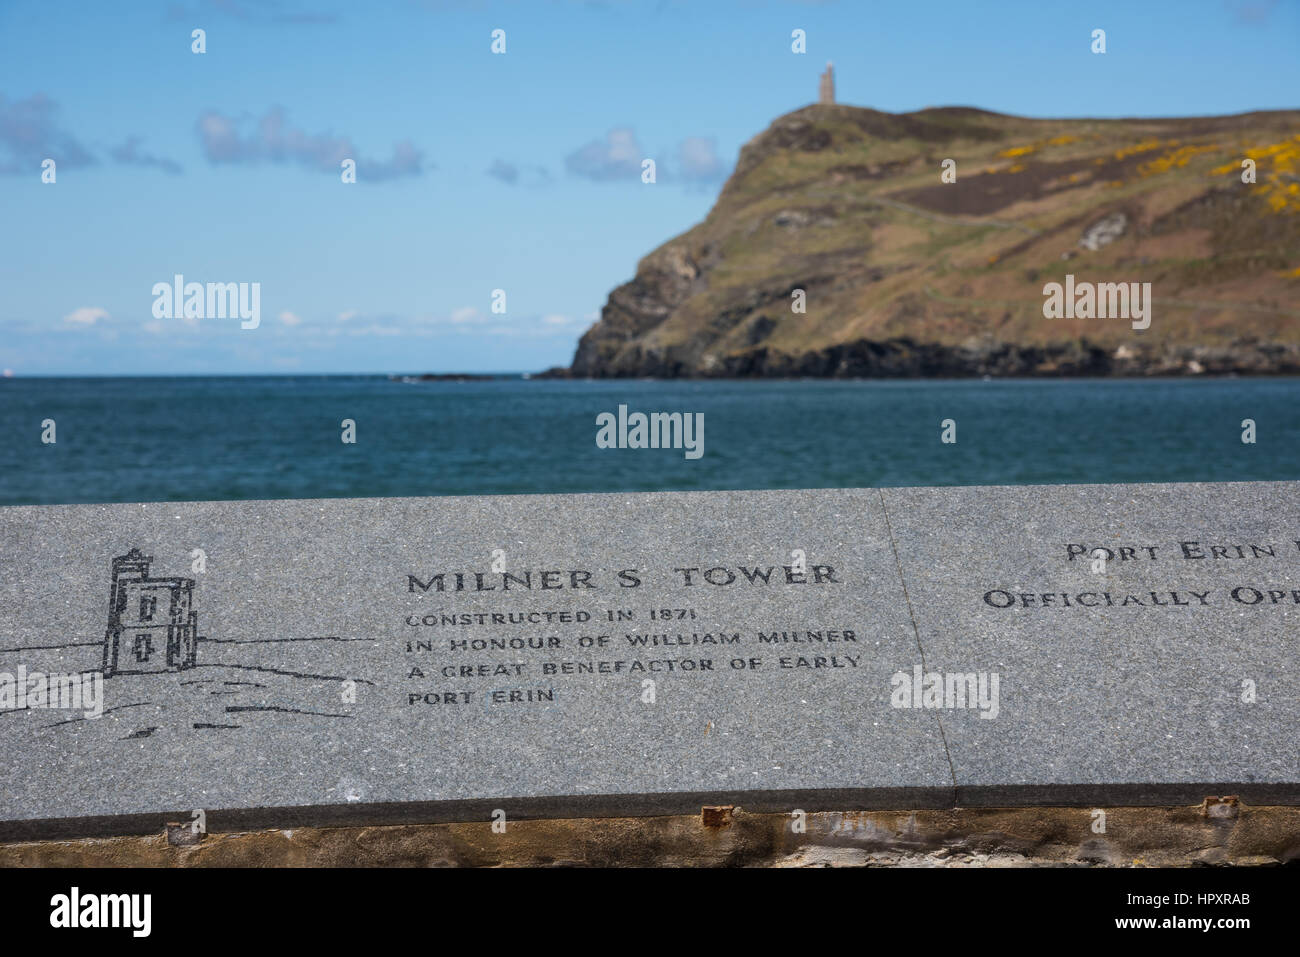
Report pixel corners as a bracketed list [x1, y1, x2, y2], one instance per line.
[881, 481, 1300, 806]
[0, 489, 949, 839]
[0, 483, 1296, 840]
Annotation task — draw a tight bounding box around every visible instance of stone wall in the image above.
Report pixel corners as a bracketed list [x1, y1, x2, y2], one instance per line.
[4, 804, 1298, 867]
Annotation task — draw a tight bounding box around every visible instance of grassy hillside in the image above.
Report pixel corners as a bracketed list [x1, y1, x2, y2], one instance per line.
[563, 104, 1300, 377]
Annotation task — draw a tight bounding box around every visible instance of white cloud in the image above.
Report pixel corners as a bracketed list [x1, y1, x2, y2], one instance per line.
[64, 306, 110, 326]
[140, 316, 197, 333]
[450, 306, 483, 324]
[337, 310, 358, 321]
[542, 313, 572, 326]
[565, 127, 645, 181]
[677, 136, 729, 184]
[279, 310, 303, 326]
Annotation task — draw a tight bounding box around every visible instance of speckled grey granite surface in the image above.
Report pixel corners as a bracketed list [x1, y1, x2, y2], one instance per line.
[1, 483, 1296, 839]
[0, 489, 947, 838]
[880, 481, 1300, 806]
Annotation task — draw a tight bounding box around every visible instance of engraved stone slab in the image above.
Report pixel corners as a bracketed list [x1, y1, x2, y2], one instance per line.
[881, 481, 1300, 806]
[0, 489, 950, 839]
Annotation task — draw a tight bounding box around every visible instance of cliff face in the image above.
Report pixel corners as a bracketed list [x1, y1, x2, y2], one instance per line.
[567, 105, 1300, 377]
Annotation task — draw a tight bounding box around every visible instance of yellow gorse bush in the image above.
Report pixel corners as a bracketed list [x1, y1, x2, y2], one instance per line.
[1211, 134, 1300, 213]
[996, 134, 1078, 160]
[1110, 139, 1164, 161]
[1136, 143, 1219, 177]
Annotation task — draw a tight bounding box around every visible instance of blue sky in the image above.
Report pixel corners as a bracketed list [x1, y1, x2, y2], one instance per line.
[1, 0, 1296, 375]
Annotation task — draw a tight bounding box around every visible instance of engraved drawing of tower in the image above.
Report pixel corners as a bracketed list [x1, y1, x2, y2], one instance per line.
[818, 62, 835, 104]
[102, 549, 200, 676]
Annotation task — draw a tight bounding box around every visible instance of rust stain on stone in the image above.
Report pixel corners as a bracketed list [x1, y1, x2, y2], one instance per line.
[701, 805, 734, 828]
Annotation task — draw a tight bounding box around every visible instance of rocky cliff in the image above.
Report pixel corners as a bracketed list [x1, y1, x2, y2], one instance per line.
[560, 105, 1300, 378]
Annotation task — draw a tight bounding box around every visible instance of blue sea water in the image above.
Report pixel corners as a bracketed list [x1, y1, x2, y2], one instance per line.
[0, 375, 1297, 506]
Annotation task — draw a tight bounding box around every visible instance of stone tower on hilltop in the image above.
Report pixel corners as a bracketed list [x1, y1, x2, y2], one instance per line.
[818, 62, 835, 104]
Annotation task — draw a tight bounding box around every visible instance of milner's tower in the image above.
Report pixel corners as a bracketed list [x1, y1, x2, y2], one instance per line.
[818, 62, 835, 104]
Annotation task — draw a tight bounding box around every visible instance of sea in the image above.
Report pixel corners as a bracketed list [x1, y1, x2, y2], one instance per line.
[1, 375, 1297, 506]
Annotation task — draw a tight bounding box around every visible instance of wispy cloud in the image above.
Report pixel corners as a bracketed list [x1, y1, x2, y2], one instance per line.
[449, 306, 484, 324]
[63, 307, 111, 326]
[676, 135, 729, 186]
[110, 136, 183, 174]
[1226, 0, 1279, 24]
[197, 106, 426, 181]
[564, 127, 731, 186]
[298, 306, 578, 340]
[565, 127, 645, 181]
[487, 159, 519, 184]
[487, 158, 553, 187]
[165, 0, 339, 25]
[0, 93, 96, 174]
